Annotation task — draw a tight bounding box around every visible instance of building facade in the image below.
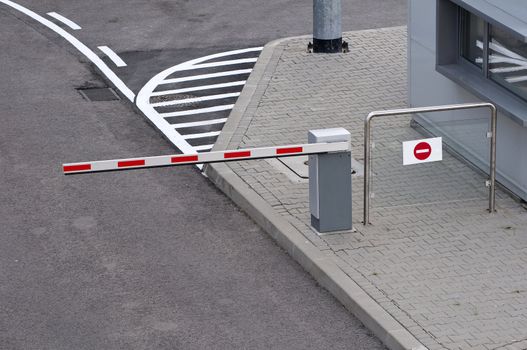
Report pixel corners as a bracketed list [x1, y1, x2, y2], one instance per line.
[408, 0, 527, 201]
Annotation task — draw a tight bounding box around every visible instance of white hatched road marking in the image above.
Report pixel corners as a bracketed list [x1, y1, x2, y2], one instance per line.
[47, 12, 81, 30]
[160, 69, 253, 85]
[176, 58, 258, 71]
[183, 131, 221, 140]
[193, 144, 214, 151]
[150, 92, 240, 107]
[0, 0, 135, 101]
[150, 81, 246, 96]
[136, 47, 262, 158]
[172, 118, 227, 129]
[159, 104, 235, 118]
[98, 46, 127, 67]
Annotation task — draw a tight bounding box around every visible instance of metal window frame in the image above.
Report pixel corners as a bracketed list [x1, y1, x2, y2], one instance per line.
[458, 8, 489, 74]
[483, 21, 490, 78]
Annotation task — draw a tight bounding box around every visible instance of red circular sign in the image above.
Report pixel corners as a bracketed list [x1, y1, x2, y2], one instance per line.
[414, 142, 432, 161]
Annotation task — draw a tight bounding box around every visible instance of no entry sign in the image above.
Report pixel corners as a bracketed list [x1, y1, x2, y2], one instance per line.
[403, 137, 442, 165]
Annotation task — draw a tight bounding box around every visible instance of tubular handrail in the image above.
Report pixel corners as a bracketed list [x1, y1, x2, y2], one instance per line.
[363, 102, 497, 225]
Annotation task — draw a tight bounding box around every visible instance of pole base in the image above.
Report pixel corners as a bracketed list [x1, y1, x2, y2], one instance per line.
[312, 37, 342, 53]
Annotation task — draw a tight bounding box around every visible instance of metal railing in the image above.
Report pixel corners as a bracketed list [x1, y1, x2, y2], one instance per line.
[363, 102, 497, 225]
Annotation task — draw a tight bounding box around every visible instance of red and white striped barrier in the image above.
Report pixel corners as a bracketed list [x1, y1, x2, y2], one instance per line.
[62, 142, 350, 174]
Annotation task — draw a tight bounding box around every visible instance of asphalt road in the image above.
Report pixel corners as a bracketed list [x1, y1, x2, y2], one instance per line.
[0, 1, 406, 349]
[7, 0, 407, 91]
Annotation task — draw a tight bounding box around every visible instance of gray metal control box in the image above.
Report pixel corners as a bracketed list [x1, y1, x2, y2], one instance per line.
[308, 128, 352, 233]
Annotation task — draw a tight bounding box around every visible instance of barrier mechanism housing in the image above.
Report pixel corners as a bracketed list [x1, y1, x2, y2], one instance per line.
[309, 128, 352, 233]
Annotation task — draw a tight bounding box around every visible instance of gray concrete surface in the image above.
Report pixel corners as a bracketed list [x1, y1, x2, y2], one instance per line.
[0, 0, 411, 349]
[206, 27, 527, 350]
[7, 0, 407, 92]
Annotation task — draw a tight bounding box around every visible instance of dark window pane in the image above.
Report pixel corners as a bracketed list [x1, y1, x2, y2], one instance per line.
[489, 26, 527, 101]
[461, 10, 484, 69]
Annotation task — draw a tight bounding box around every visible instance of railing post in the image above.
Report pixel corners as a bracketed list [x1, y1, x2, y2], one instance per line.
[489, 104, 497, 212]
[309, 128, 352, 233]
[363, 114, 373, 225]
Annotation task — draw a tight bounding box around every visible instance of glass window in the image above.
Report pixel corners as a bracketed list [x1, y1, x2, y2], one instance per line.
[461, 10, 484, 69]
[489, 25, 527, 101]
[459, 8, 527, 102]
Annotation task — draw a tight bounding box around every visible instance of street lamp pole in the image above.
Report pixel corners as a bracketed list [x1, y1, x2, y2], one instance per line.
[312, 0, 343, 53]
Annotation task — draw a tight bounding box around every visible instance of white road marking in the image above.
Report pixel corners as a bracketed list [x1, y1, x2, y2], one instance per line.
[171, 118, 228, 129]
[150, 81, 246, 96]
[136, 47, 262, 156]
[160, 105, 235, 118]
[98, 46, 127, 67]
[4, 0, 260, 161]
[183, 131, 221, 140]
[177, 58, 258, 71]
[150, 92, 240, 107]
[193, 144, 214, 151]
[159, 69, 253, 85]
[176, 47, 263, 68]
[47, 12, 81, 30]
[0, 0, 134, 101]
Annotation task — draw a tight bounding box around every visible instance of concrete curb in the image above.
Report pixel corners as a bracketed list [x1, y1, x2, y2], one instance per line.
[205, 33, 427, 350]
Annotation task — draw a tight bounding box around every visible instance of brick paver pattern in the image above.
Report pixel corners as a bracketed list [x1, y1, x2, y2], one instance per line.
[223, 27, 527, 350]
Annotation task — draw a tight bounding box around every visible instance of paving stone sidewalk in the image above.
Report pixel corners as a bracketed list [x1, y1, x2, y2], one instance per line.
[208, 27, 527, 350]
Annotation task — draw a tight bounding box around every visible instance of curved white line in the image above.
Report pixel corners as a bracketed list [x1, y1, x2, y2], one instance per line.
[0, 0, 135, 101]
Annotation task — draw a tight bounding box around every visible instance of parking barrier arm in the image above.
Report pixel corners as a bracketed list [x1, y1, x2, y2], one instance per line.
[62, 141, 350, 175]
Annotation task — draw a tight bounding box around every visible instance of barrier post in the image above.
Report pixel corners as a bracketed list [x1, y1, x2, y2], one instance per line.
[308, 128, 352, 233]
